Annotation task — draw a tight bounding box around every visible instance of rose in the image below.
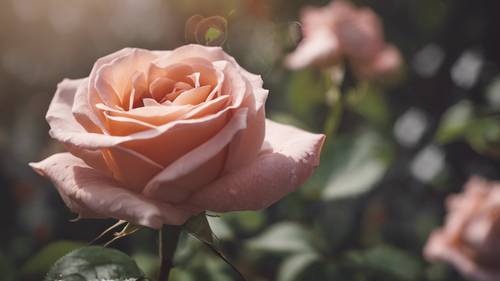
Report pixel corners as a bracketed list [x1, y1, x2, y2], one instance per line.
[424, 177, 500, 281]
[285, 0, 402, 80]
[29, 44, 325, 229]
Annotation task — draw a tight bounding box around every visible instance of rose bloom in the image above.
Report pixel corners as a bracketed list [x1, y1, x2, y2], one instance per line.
[30, 45, 325, 229]
[285, 0, 402, 80]
[425, 177, 500, 281]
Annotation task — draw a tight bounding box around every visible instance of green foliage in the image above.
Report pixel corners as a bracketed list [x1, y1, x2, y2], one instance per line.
[435, 100, 473, 144]
[288, 69, 328, 126]
[184, 213, 214, 244]
[45, 246, 145, 281]
[347, 83, 391, 128]
[346, 245, 423, 281]
[319, 130, 395, 200]
[22, 241, 86, 279]
[277, 253, 320, 281]
[245, 222, 315, 254]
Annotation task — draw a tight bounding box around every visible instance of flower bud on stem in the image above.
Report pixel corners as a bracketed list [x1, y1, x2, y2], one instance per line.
[158, 224, 182, 281]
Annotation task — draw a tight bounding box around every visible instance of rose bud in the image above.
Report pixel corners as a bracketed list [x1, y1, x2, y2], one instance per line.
[285, 0, 402, 81]
[29, 45, 325, 229]
[425, 177, 500, 281]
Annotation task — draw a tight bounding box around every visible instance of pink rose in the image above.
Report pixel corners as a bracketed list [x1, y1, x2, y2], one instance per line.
[424, 177, 500, 281]
[285, 0, 402, 80]
[29, 45, 325, 229]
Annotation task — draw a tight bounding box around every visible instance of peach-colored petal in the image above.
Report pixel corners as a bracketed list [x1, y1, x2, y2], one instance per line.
[103, 112, 157, 136]
[337, 7, 384, 61]
[72, 79, 106, 134]
[143, 108, 249, 203]
[149, 77, 176, 101]
[94, 48, 157, 108]
[352, 44, 403, 80]
[96, 103, 192, 126]
[185, 119, 325, 212]
[173, 85, 212, 105]
[101, 146, 163, 192]
[285, 29, 341, 69]
[46, 79, 111, 171]
[153, 44, 235, 68]
[29, 153, 193, 229]
[425, 230, 500, 281]
[182, 95, 230, 119]
[120, 108, 231, 166]
[224, 84, 268, 172]
[214, 61, 247, 108]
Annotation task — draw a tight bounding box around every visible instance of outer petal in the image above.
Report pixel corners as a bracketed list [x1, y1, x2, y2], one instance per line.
[224, 84, 268, 172]
[351, 44, 402, 80]
[425, 230, 500, 281]
[285, 29, 341, 69]
[47, 78, 164, 187]
[185, 120, 325, 211]
[29, 153, 192, 228]
[46, 79, 109, 172]
[143, 108, 249, 203]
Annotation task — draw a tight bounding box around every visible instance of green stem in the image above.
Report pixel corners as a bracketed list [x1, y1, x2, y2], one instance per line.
[158, 225, 182, 281]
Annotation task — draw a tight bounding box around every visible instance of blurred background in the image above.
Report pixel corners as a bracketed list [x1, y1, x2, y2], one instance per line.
[2, 0, 500, 280]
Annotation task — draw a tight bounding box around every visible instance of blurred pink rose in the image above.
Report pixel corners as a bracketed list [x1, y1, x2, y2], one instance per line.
[30, 45, 325, 229]
[285, 0, 402, 80]
[424, 177, 500, 281]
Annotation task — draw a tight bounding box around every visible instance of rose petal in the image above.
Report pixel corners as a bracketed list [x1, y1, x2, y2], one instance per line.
[29, 153, 193, 228]
[173, 85, 212, 105]
[425, 230, 500, 281]
[144, 108, 249, 203]
[96, 103, 192, 126]
[285, 29, 341, 69]
[101, 146, 163, 191]
[95, 48, 157, 108]
[351, 44, 402, 80]
[224, 82, 268, 172]
[186, 119, 325, 211]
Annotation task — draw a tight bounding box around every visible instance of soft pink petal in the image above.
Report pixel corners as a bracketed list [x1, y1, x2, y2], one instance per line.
[337, 7, 384, 61]
[425, 230, 500, 281]
[153, 44, 236, 68]
[143, 108, 249, 203]
[173, 85, 212, 105]
[101, 146, 163, 192]
[29, 153, 193, 228]
[182, 95, 230, 119]
[185, 119, 325, 212]
[94, 48, 157, 108]
[351, 44, 403, 80]
[285, 29, 341, 69]
[224, 83, 268, 172]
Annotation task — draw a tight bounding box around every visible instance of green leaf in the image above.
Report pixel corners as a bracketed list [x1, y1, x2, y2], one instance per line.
[207, 216, 234, 240]
[321, 131, 394, 200]
[223, 210, 266, 234]
[346, 245, 423, 281]
[277, 253, 320, 281]
[183, 213, 214, 244]
[45, 246, 145, 281]
[435, 100, 473, 144]
[486, 76, 500, 109]
[466, 116, 500, 154]
[288, 70, 327, 125]
[347, 83, 390, 128]
[169, 268, 195, 281]
[245, 222, 314, 254]
[22, 240, 85, 278]
[323, 88, 343, 138]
